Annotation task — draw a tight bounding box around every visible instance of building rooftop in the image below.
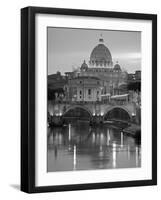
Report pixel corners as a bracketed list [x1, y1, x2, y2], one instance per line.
[71, 76, 100, 80]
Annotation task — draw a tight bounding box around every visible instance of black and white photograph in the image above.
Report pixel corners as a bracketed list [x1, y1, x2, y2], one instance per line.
[47, 27, 141, 172]
[20, 6, 157, 193]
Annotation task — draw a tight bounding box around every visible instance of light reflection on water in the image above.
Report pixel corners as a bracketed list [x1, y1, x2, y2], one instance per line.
[47, 122, 141, 172]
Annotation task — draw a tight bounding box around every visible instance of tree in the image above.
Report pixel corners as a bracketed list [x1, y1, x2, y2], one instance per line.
[127, 81, 141, 92]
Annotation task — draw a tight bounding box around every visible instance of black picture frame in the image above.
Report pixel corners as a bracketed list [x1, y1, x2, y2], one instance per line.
[21, 6, 157, 193]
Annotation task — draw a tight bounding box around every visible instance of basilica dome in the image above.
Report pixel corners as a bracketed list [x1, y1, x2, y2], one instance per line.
[114, 62, 121, 71]
[89, 38, 113, 67]
[81, 60, 88, 71]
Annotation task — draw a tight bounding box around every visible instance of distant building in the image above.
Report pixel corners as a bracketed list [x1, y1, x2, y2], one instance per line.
[48, 71, 67, 90]
[65, 76, 102, 102]
[135, 70, 141, 80]
[48, 71, 67, 101]
[128, 70, 141, 82]
[64, 72, 75, 79]
[127, 70, 141, 92]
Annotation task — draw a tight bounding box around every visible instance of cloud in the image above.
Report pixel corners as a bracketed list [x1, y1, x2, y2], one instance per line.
[113, 52, 141, 60]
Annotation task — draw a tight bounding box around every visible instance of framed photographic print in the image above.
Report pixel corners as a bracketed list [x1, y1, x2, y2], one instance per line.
[21, 6, 157, 193]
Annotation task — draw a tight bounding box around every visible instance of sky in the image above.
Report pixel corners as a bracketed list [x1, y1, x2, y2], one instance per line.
[48, 27, 141, 75]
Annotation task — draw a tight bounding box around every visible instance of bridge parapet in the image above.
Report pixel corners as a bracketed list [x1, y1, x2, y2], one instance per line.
[48, 101, 136, 120]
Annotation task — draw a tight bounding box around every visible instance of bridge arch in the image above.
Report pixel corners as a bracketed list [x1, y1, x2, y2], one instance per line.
[63, 105, 93, 121]
[104, 106, 132, 122]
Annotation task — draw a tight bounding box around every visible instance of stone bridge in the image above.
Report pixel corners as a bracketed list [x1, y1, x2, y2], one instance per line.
[48, 101, 138, 123]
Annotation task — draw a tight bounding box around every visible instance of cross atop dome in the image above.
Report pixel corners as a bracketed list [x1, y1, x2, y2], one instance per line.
[99, 33, 104, 43]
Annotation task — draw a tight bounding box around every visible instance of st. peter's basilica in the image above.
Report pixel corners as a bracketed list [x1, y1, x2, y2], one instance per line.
[63, 36, 129, 103]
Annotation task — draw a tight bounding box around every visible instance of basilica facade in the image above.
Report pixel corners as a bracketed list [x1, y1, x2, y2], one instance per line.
[65, 37, 128, 102]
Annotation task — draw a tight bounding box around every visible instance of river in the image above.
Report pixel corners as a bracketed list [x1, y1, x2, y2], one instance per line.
[47, 122, 141, 172]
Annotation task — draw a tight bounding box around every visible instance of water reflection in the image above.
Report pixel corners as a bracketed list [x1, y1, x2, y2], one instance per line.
[73, 145, 76, 170]
[47, 122, 141, 172]
[112, 142, 117, 168]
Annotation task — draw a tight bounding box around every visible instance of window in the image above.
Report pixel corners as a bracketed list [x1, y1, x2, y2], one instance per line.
[88, 89, 91, 95]
[80, 90, 82, 95]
